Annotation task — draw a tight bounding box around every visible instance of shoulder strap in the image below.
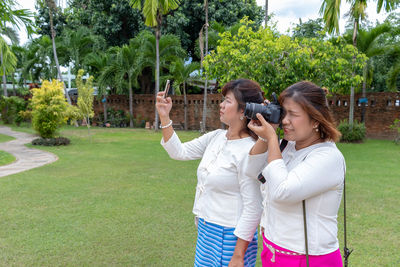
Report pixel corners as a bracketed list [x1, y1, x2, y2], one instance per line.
[302, 200, 310, 267]
[343, 164, 353, 267]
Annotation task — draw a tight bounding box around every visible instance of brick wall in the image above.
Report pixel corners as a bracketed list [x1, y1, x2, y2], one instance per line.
[93, 92, 400, 139]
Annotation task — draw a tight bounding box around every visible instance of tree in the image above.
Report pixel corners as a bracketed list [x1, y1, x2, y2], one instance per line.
[204, 18, 366, 96]
[0, 0, 35, 35]
[65, 0, 145, 47]
[320, 0, 400, 127]
[1, 27, 18, 96]
[170, 59, 200, 130]
[61, 26, 99, 73]
[23, 35, 57, 83]
[163, 0, 263, 59]
[76, 69, 94, 137]
[292, 18, 325, 39]
[85, 52, 111, 123]
[201, 0, 209, 133]
[130, 0, 181, 131]
[40, 0, 72, 105]
[346, 23, 392, 121]
[99, 42, 142, 127]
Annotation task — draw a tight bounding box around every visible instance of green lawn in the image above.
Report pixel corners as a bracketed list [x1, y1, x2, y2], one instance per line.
[0, 133, 16, 166]
[0, 127, 398, 266]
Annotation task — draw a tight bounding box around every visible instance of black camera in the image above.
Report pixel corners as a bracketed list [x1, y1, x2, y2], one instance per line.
[244, 92, 282, 124]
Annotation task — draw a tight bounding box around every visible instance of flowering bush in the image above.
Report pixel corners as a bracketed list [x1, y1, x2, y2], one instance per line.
[31, 80, 74, 138]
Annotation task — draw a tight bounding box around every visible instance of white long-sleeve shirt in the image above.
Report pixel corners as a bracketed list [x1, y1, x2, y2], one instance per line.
[245, 141, 345, 255]
[161, 129, 263, 241]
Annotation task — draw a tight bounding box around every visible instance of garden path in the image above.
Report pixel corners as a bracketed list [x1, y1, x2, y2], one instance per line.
[0, 126, 58, 177]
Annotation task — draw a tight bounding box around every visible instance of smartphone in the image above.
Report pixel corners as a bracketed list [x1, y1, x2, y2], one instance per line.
[163, 80, 170, 99]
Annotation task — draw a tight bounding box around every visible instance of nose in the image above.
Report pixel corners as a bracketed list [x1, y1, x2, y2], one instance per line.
[220, 101, 224, 109]
[282, 113, 289, 125]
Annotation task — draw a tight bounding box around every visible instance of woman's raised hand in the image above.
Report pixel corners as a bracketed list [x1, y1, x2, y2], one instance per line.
[156, 91, 172, 119]
[248, 113, 278, 142]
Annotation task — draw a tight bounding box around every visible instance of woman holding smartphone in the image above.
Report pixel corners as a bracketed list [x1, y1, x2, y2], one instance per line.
[246, 81, 344, 266]
[156, 79, 264, 267]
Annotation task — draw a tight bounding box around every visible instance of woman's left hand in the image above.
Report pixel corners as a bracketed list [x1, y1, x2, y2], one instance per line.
[228, 255, 244, 267]
[248, 113, 279, 141]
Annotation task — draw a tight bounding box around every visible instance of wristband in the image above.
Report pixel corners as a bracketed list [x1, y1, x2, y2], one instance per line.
[258, 136, 268, 143]
[160, 120, 173, 129]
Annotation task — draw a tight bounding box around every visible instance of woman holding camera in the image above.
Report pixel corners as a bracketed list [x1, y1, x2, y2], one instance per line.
[156, 79, 264, 267]
[246, 81, 345, 266]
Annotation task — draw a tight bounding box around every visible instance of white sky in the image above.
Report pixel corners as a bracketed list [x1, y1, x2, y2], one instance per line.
[12, 0, 398, 45]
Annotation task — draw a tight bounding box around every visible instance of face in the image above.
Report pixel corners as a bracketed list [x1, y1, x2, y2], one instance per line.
[281, 97, 319, 147]
[219, 91, 243, 126]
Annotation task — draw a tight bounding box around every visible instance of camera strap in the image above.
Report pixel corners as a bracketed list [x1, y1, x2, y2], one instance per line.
[303, 158, 352, 267]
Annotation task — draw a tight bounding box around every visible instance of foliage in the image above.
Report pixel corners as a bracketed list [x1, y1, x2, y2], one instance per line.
[204, 18, 367, 96]
[30, 80, 72, 138]
[34, 1, 67, 37]
[65, 0, 145, 47]
[0, 96, 26, 125]
[292, 18, 326, 39]
[0, 36, 17, 76]
[76, 69, 94, 125]
[31, 136, 70, 146]
[170, 59, 200, 95]
[163, 0, 263, 58]
[0, 0, 35, 36]
[338, 120, 366, 142]
[390, 118, 400, 144]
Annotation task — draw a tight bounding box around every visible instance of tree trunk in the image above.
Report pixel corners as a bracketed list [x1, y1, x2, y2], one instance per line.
[1, 48, 7, 97]
[201, 0, 209, 133]
[12, 73, 16, 96]
[129, 77, 134, 128]
[265, 0, 269, 27]
[154, 13, 161, 131]
[349, 19, 358, 129]
[183, 82, 188, 130]
[103, 94, 107, 124]
[361, 61, 368, 123]
[47, 1, 72, 105]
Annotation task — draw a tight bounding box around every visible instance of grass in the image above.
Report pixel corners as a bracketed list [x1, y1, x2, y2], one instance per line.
[0, 126, 398, 266]
[0, 133, 16, 166]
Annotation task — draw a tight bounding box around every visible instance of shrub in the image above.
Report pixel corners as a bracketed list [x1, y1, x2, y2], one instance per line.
[31, 80, 71, 138]
[390, 119, 400, 144]
[32, 137, 70, 146]
[0, 96, 27, 125]
[338, 120, 366, 142]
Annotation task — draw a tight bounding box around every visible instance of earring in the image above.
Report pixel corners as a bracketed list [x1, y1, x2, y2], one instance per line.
[240, 116, 244, 121]
[315, 128, 319, 132]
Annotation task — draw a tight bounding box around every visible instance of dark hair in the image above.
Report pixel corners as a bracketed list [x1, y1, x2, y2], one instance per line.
[279, 81, 341, 142]
[221, 79, 264, 140]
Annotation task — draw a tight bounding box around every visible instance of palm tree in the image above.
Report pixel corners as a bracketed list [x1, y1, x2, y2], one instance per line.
[85, 52, 111, 123]
[62, 26, 97, 74]
[200, 0, 209, 133]
[130, 0, 180, 130]
[23, 36, 56, 83]
[346, 23, 392, 121]
[1, 27, 18, 96]
[41, 0, 72, 105]
[0, 0, 35, 34]
[170, 59, 200, 130]
[99, 43, 142, 127]
[320, 0, 399, 127]
[386, 45, 400, 91]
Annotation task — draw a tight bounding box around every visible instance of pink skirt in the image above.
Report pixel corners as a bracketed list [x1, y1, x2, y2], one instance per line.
[261, 234, 343, 267]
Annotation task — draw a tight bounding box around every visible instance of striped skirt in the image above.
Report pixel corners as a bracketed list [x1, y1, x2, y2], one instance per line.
[194, 218, 258, 267]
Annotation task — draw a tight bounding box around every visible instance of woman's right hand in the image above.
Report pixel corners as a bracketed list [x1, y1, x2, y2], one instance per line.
[156, 91, 172, 119]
